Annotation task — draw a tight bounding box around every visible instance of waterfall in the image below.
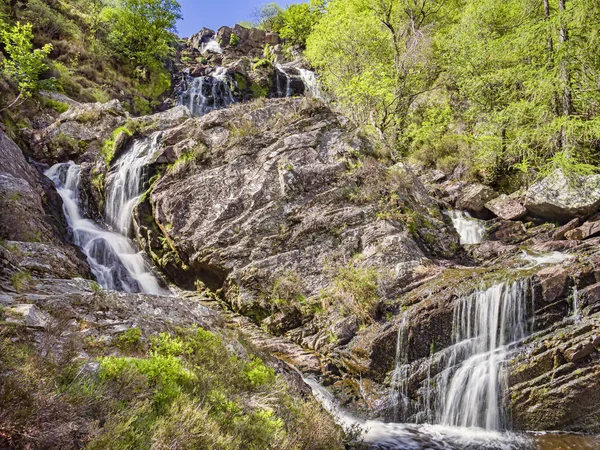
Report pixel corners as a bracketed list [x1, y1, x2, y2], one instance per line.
[572, 285, 581, 319]
[447, 210, 486, 245]
[394, 279, 532, 430]
[275, 64, 292, 98]
[105, 132, 161, 236]
[200, 38, 222, 54]
[298, 68, 321, 98]
[178, 67, 236, 117]
[44, 163, 167, 295]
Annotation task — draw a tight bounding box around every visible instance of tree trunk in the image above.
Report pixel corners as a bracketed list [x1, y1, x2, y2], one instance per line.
[543, 0, 554, 56]
[558, 0, 573, 116]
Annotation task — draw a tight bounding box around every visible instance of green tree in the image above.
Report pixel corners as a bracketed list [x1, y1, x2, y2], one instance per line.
[252, 2, 284, 31]
[306, 0, 453, 154]
[100, 0, 181, 70]
[0, 21, 53, 108]
[437, 0, 600, 182]
[279, 0, 323, 47]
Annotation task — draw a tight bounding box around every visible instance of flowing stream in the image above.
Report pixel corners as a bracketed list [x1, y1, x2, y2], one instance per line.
[179, 67, 236, 117]
[45, 140, 167, 295]
[105, 132, 161, 236]
[448, 210, 487, 244]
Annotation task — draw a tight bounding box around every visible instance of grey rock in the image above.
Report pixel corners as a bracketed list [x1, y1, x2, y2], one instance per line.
[552, 218, 580, 240]
[189, 27, 216, 50]
[565, 220, 600, 241]
[5, 304, 50, 329]
[456, 183, 499, 217]
[485, 194, 526, 220]
[525, 169, 600, 220]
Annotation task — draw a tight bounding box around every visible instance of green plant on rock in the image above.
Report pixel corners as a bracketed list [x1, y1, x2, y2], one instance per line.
[0, 21, 53, 109]
[116, 327, 144, 353]
[102, 125, 134, 166]
[10, 271, 34, 293]
[229, 33, 240, 47]
[323, 262, 380, 324]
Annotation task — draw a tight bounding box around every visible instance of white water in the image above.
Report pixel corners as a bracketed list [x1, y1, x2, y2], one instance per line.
[105, 132, 161, 236]
[179, 67, 236, 117]
[276, 65, 291, 98]
[45, 163, 167, 295]
[447, 210, 486, 245]
[298, 68, 321, 98]
[200, 38, 222, 54]
[572, 285, 581, 320]
[520, 249, 573, 267]
[393, 279, 532, 430]
[303, 375, 530, 449]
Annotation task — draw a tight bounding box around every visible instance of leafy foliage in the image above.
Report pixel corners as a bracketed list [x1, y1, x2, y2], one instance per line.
[306, 0, 600, 186]
[0, 21, 53, 101]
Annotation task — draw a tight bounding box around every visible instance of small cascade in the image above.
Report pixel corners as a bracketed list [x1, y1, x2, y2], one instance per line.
[520, 249, 573, 267]
[572, 285, 581, 319]
[275, 64, 292, 98]
[393, 279, 532, 430]
[447, 210, 486, 245]
[105, 132, 162, 236]
[200, 38, 222, 54]
[45, 163, 167, 295]
[298, 68, 321, 98]
[391, 313, 410, 419]
[178, 67, 236, 117]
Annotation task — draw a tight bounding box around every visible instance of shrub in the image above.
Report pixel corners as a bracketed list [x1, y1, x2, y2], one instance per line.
[0, 21, 53, 103]
[229, 33, 240, 47]
[323, 262, 380, 323]
[116, 327, 144, 353]
[10, 271, 34, 293]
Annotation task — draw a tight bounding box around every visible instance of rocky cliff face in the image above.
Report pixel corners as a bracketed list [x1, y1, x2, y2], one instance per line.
[4, 20, 600, 448]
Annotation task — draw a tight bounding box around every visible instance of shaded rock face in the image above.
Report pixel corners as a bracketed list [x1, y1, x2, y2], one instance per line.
[24, 100, 127, 164]
[0, 130, 89, 280]
[525, 169, 600, 221]
[135, 98, 459, 355]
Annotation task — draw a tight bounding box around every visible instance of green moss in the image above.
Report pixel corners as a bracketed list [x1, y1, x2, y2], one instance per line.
[250, 82, 268, 98]
[234, 72, 248, 91]
[42, 98, 69, 113]
[101, 125, 134, 166]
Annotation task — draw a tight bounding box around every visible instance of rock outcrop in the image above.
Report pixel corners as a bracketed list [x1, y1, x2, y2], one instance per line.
[525, 169, 600, 221]
[129, 98, 460, 375]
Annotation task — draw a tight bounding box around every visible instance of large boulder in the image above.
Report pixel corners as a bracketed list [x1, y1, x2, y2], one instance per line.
[485, 194, 526, 220]
[525, 169, 600, 221]
[189, 27, 215, 50]
[455, 183, 499, 218]
[0, 130, 89, 280]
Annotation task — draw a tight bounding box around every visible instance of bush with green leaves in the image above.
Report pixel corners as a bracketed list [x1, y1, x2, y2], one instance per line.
[0, 21, 53, 106]
[79, 327, 346, 449]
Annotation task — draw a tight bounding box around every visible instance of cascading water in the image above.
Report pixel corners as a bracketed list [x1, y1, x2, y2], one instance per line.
[105, 132, 161, 236]
[298, 68, 321, 98]
[178, 67, 236, 117]
[200, 38, 222, 54]
[275, 64, 292, 98]
[447, 210, 487, 245]
[44, 163, 166, 295]
[394, 279, 532, 430]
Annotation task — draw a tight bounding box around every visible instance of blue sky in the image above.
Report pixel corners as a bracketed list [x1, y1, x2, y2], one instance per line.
[177, 0, 305, 37]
